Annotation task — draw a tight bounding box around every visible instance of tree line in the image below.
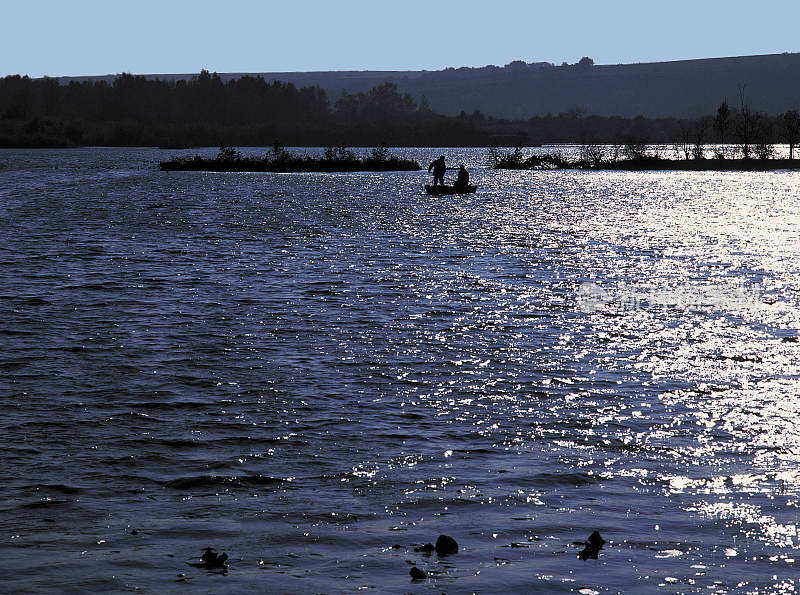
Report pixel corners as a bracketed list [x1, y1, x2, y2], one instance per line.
[0, 71, 798, 151]
[0, 71, 504, 147]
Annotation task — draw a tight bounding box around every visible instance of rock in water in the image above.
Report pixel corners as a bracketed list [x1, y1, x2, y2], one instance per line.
[435, 534, 458, 555]
[409, 567, 427, 580]
[187, 547, 229, 569]
[578, 546, 596, 560]
[201, 548, 217, 564]
[587, 531, 605, 547]
[578, 531, 605, 560]
[414, 543, 435, 553]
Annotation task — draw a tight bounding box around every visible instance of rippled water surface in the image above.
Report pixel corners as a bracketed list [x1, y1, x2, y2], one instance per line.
[2, 147, 800, 593]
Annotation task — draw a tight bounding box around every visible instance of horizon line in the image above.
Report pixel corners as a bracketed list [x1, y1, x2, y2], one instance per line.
[7, 50, 799, 81]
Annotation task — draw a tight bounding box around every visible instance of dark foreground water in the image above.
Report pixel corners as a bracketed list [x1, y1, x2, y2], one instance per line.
[2, 147, 800, 593]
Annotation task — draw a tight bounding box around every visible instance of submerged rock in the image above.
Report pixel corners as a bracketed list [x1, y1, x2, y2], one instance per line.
[414, 543, 435, 553]
[187, 547, 229, 570]
[587, 531, 605, 547]
[435, 534, 458, 555]
[578, 531, 605, 560]
[409, 566, 427, 580]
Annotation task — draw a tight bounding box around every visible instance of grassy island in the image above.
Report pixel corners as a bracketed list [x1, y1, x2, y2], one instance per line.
[160, 145, 421, 172]
[490, 145, 800, 171]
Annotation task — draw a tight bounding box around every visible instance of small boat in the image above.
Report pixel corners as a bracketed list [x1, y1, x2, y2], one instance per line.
[424, 184, 477, 195]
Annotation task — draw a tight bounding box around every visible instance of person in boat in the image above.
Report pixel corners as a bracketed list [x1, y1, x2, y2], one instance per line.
[428, 155, 446, 188]
[454, 163, 470, 191]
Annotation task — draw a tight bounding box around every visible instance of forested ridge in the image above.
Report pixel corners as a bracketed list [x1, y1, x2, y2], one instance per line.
[1, 70, 521, 147]
[56, 52, 800, 119]
[1, 70, 798, 149]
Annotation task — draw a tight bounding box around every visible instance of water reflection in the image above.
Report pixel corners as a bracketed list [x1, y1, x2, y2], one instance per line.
[1, 149, 799, 591]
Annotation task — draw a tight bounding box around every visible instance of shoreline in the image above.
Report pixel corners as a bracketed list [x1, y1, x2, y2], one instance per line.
[159, 146, 421, 173]
[491, 148, 800, 172]
[494, 159, 800, 171]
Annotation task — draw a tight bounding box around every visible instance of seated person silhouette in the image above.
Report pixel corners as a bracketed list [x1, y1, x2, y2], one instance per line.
[454, 164, 469, 191]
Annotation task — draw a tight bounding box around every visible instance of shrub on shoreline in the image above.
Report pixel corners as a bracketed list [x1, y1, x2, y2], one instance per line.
[489, 146, 800, 171]
[160, 145, 421, 172]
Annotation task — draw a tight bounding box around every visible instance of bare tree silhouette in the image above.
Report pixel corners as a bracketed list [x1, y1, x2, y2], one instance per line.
[735, 85, 755, 159]
[713, 99, 730, 158]
[783, 110, 800, 160]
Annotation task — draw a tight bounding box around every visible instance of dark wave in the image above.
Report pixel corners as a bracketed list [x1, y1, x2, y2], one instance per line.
[27, 484, 83, 494]
[511, 472, 602, 487]
[19, 499, 74, 509]
[163, 474, 287, 490]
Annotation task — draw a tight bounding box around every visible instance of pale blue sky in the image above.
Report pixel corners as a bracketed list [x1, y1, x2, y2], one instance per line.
[3, 0, 799, 77]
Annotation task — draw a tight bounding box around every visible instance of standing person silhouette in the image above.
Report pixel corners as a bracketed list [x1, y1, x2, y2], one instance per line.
[428, 155, 446, 188]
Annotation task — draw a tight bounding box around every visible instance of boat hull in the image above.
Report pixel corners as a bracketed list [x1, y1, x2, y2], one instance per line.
[424, 184, 477, 195]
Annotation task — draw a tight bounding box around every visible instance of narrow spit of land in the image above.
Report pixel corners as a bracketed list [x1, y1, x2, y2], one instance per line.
[491, 147, 800, 171]
[160, 146, 421, 172]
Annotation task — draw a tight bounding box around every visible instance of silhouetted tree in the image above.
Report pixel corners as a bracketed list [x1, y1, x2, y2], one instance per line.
[675, 121, 691, 159]
[193, 69, 225, 122]
[418, 94, 432, 115]
[783, 110, 800, 159]
[753, 113, 774, 160]
[579, 142, 605, 167]
[735, 86, 755, 159]
[692, 116, 711, 160]
[623, 136, 648, 160]
[42, 77, 59, 115]
[2, 75, 33, 119]
[713, 99, 730, 158]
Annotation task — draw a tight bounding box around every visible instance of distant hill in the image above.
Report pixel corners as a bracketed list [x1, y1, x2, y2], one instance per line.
[57, 53, 800, 119]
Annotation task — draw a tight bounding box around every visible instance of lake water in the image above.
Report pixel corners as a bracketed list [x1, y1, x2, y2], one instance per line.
[2, 147, 800, 593]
